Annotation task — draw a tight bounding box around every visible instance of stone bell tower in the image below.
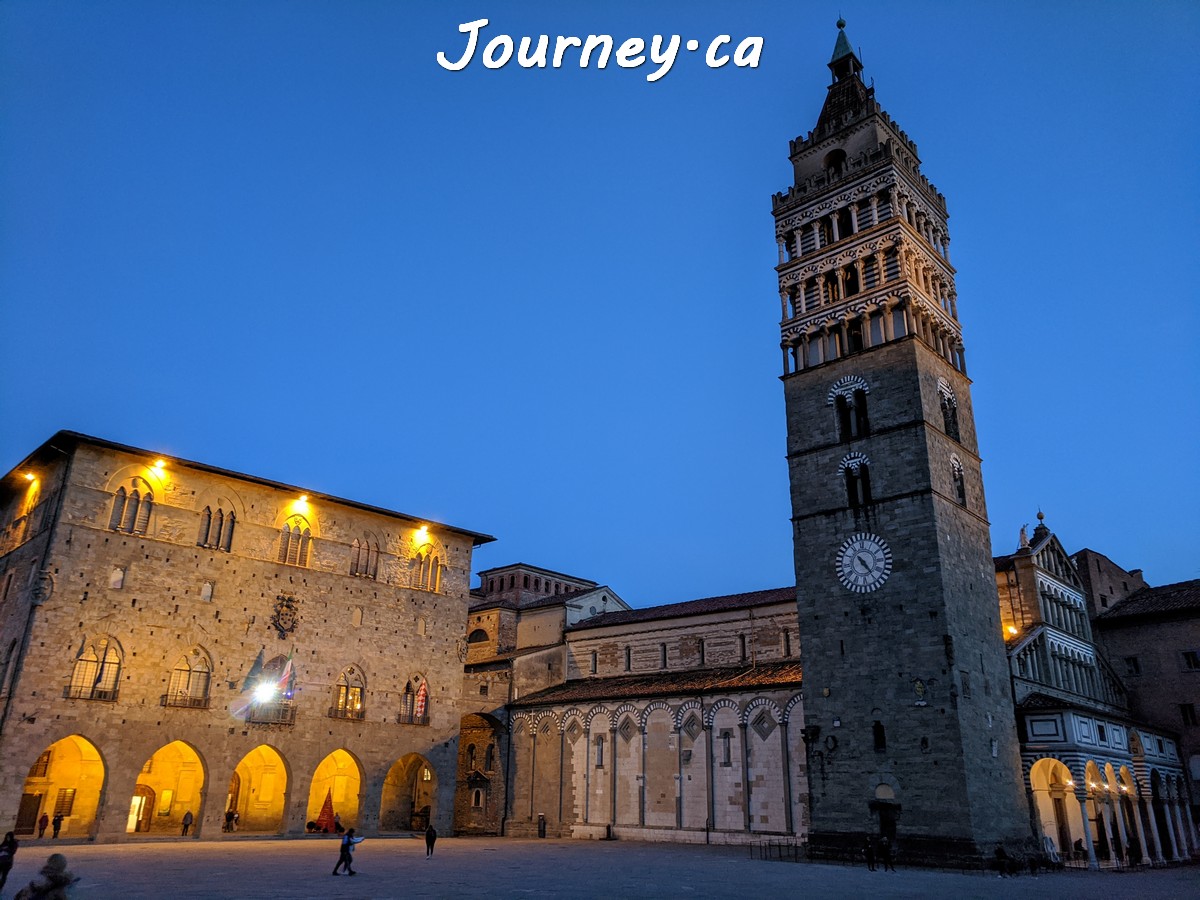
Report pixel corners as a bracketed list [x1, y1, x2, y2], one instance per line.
[774, 21, 1029, 864]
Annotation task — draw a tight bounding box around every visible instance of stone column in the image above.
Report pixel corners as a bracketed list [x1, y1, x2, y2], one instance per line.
[830, 213, 840, 243]
[1171, 796, 1189, 858]
[811, 221, 822, 251]
[639, 730, 647, 827]
[861, 312, 873, 349]
[583, 727, 592, 824]
[609, 725, 618, 826]
[1125, 792, 1147, 863]
[705, 722, 716, 834]
[781, 720, 794, 835]
[797, 280, 807, 313]
[1079, 792, 1099, 870]
[869, 194, 879, 226]
[558, 729, 566, 825]
[777, 237, 786, 264]
[739, 722, 751, 833]
[529, 720, 538, 820]
[848, 203, 859, 234]
[675, 728, 684, 830]
[781, 343, 790, 376]
[1145, 796, 1166, 863]
[1108, 793, 1128, 860]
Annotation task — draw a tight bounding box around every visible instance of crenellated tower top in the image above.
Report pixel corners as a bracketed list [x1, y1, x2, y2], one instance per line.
[772, 22, 963, 381]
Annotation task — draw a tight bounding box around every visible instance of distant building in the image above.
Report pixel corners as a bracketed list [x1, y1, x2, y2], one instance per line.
[455, 563, 630, 835]
[1085, 559, 1200, 834]
[0, 431, 491, 840]
[996, 514, 1193, 864]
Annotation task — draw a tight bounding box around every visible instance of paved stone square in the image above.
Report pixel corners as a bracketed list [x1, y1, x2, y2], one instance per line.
[1, 837, 1196, 899]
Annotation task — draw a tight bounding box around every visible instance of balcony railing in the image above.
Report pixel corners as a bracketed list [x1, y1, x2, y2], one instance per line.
[397, 711, 429, 726]
[245, 700, 296, 725]
[63, 686, 118, 702]
[161, 693, 210, 709]
[328, 706, 366, 721]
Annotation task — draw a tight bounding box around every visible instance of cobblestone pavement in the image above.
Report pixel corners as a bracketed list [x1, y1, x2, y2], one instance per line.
[1, 837, 1196, 899]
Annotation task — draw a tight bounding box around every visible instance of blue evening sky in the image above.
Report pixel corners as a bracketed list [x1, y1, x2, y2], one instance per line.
[2, 2, 1198, 605]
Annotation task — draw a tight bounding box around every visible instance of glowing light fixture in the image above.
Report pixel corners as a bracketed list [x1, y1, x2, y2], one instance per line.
[415, 525, 429, 544]
[23, 472, 35, 481]
[1065, 780, 1075, 787]
[253, 683, 277, 704]
[153, 459, 165, 469]
[1006, 625, 1018, 635]
[299, 495, 308, 503]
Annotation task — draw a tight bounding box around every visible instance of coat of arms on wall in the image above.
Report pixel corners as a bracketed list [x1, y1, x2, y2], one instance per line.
[272, 595, 299, 639]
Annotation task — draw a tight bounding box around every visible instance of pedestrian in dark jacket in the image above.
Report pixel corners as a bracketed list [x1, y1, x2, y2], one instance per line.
[51, 814, 63, 839]
[0, 832, 19, 892]
[863, 835, 876, 871]
[331, 828, 363, 876]
[181, 811, 194, 836]
[425, 824, 437, 858]
[878, 835, 896, 872]
[36, 814, 49, 839]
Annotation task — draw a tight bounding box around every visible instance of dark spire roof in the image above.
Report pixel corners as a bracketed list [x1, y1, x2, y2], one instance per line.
[828, 18, 863, 81]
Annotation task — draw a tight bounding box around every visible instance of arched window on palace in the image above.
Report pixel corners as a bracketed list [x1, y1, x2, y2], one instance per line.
[350, 537, 379, 579]
[67, 637, 122, 701]
[398, 677, 429, 725]
[165, 647, 211, 708]
[467, 628, 489, 644]
[332, 666, 365, 720]
[485, 743, 495, 771]
[197, 506, 236, 552]
[873, 720, 887, 752]
[277, 516, 312, 567]
[938, 378, 961, 442]
[951, 455, 967, 507]
[416, 550, 442, 593]
[109, 480, 154, 535]
[466, 744, 476, 770]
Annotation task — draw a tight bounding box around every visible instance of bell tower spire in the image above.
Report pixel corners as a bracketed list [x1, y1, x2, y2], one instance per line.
[828, 18, 862, 82]
[774, 22, 1031, 866]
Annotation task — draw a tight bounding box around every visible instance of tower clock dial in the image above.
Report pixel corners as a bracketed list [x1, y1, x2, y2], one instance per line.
[836, 532, 892, 592]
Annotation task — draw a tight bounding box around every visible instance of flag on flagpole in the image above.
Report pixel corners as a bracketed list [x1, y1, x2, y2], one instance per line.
[240, 649, 265, 692]
[414, 680, 428, 719]
[279, 647, 294, 687]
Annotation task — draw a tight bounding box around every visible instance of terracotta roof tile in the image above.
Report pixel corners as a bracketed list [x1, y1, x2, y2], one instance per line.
[512, 661, 803, 707]
[1097, 579, 1200, 622]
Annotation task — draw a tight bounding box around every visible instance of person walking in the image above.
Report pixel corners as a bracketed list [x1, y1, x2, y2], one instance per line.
[879, 835, 896, 872]
[425, 824, 437, 859]
[0, 832, 19, 893]
[12, 851, 78, 900]
[51, 814, 63, 839]
[181, 811, 194, 836]
[36, 814, 49, 839]
[331, 828, 363, 876]
[863, 835, 876, 871]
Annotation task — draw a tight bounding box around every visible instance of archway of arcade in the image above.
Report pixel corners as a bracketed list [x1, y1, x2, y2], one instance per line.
[16, 735, 105, 839]
[1029, 757, 1085, 856]
[127, 740, 206, 835]
[306, 749, 363, 830]
[380, 753, 436, 832]
[228, 745, 289, 833]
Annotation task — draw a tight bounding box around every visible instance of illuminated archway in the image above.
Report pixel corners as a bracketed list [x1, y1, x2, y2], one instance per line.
[127, 740, 205, 835]
[380, 753, 437, 831]
[228, 745, 289, 834]
[16, 735, 105, 838]
[306, 749, 362, 829]
[1029, 757, 1082, 856]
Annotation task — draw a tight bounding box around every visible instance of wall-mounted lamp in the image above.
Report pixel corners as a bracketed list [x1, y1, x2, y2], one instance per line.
[23, 472, 35, 481]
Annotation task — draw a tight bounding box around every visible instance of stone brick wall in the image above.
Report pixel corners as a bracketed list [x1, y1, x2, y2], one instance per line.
[0, 439, 482, 841]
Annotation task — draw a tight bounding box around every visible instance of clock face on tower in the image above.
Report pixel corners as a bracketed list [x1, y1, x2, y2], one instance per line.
[836, 532, 893, 593]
